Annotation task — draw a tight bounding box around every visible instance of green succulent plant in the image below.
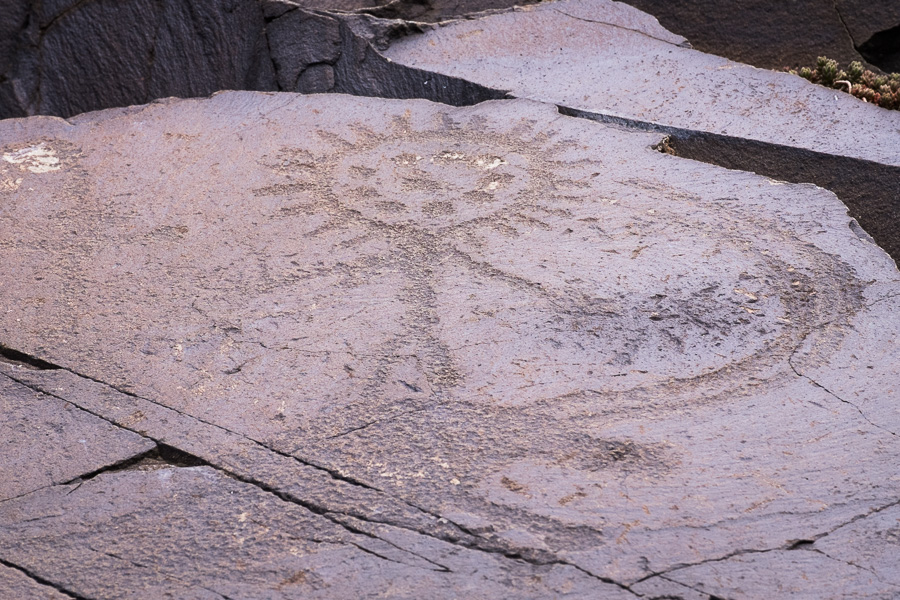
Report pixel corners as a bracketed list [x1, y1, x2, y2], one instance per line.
[786, 57, 900, 110]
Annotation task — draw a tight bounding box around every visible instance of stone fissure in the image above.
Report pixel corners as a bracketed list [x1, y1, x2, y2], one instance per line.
[787, 355, 898, 437]
[832, 1, 856, 47]
[0, 558, 93, 600]
[330, 515, 454, 572]
[0, 351, 541, 560]
[556, 104, 900, 265]
[804, 546, 881, 578]
[812, 498, 900, 541]
[0, 372, 447, 574]
[0, 348, 649, 592]
[1, 57, 897, 594]
[549, 7, 688, 47]
[39, 0, 99, 34]
[634, 496, 900, 586]
[326, 404, 434, 439]
[0, 343, 61, 370]
[634, 547, 780, 585]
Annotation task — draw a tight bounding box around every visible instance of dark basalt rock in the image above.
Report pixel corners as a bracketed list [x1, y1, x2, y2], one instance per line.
[0, 0, 515, 120]
[3, 0, 899, 121]
[857, 22, 900, 73]
[617, 0, 900, 72]
[0, 0, 276, 119]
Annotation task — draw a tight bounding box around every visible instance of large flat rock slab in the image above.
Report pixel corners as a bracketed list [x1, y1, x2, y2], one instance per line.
[1, 92, 899, 597]
[383, 0, 900, 167]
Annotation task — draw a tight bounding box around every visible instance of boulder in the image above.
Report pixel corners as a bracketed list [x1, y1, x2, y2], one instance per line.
[0, 0, 515, 120]
[1, 91, 898, 597]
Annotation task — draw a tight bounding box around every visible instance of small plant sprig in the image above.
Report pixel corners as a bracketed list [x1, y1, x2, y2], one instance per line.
[786, 57, 900, 110]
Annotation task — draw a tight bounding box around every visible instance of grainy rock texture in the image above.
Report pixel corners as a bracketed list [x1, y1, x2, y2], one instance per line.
[1, 92, 898, 598]
[1, 466, 626, 599]
[0, 0, 275, 119]
[5, 0, 900, 121]
[0, 369, 155, 502]
[0, 564, 70, 600]
[618, 0, 900, 71]
[0, 0, 513, 120]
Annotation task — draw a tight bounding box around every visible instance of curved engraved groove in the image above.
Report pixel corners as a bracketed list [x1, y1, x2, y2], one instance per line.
[253, 110, 865, 424]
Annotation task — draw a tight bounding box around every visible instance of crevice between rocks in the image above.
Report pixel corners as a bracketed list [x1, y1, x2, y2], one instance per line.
[0, 351, 635, 589]
[549, 7, 691, 48]
[557, 105, 900, 266]
[832, 0, 856, 49]
[787, 353, 898, 437]
[0, 558, 93, 600]
[0, 4, 510, 119]
[63, 443, 208, 487]
[0, 344, 61, 370]
[14, 343, 890, 600]
[5, 0, 896, 275]
[633, 496, 900, 588]
[857, 22, 900, 73]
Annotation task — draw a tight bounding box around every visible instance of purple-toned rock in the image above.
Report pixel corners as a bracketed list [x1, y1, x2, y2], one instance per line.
[0, 564, 71, 600]
[380, 0, 900, 260]
[0, 92, 898, 597]
[0, 371, 155, 502]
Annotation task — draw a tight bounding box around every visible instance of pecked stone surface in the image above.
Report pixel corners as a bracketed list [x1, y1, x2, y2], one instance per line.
[382, 0, 900, 168]
[0, 92, 899, 597]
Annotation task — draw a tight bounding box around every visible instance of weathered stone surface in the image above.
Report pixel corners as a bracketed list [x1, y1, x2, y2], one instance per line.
[383, 0, 900, 167]
[0, 370, 155, 502]
[1, 91, 899, 597]
[0, 563, 70, 600]
[0, 466, 629, 599]
[264, 8, 507, 104]
[296, 0, 541, 22]
[835, 1, 900, 73]
[0, 0, 275, 120]
[0, 0, 513, 120]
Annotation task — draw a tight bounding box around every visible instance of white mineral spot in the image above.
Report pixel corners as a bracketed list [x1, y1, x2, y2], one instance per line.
[2, 144, 61, 173]
[0, 176, 23, 190]
[477, 156, 506, 170]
